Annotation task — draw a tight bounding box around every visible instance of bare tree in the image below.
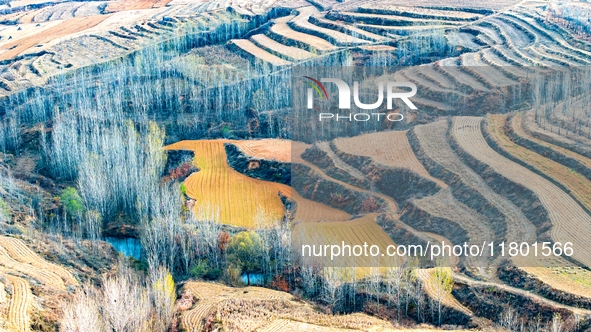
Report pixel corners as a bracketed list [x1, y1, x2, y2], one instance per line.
[321, 267, 343, 313]
[430, 267, 453, 326]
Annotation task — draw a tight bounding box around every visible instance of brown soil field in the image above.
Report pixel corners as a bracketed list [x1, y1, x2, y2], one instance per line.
[105, 0, 173, 13]
[333, 131, 447, 188]
[233, 139, 292, 162]
[0, 15, 110, 61]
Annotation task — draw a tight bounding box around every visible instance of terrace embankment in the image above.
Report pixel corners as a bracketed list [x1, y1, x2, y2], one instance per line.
[498, 262, 591, 310]
[449, 117, 551, 243]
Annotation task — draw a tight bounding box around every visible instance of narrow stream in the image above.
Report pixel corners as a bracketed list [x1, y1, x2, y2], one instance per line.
[105, 237, 142, 260]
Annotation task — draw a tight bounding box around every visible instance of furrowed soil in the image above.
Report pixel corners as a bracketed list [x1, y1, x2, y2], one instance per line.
[165, 140, 350, 226]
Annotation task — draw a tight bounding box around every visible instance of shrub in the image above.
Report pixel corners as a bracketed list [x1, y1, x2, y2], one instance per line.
[0, 198, 10, 222]
[5, 224, 22, 235]
[190, 260, 221, 280]
[60, 187, 85, 218]
[190, 260, 209, 279]
[225, 265, 242, 286]
[205, 268, 222, 281]
[221, 125, 233, 138]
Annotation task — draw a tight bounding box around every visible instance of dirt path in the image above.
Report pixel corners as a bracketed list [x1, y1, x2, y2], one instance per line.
[453, 273, 591, 317]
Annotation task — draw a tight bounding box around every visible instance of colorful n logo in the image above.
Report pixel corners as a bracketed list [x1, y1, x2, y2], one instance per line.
[304, 76, 328, 109]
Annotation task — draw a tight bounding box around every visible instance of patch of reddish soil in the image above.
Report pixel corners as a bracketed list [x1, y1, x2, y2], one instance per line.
[105, 0, 172, 13]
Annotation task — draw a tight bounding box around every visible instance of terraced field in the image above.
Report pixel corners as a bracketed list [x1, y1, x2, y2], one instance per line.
[411, 189, 493, 268]
[232, 139, 292, 163]
[166, 140, 289, 227]
[452, 116, 591, 267]
[4, 0, 591, 328]
[6, 275, 32, 332]
[180, 281, 398, 331]
[332, 131, 447, 188]
[413, 120, 536, 258]
[487, 114, 591, 212]
[523, 111, 591, 159]
[166, 140, 350, 226]
[0, 236, 78, 331]
[292, 214, 397, 268]
[517, 112, 591, 174]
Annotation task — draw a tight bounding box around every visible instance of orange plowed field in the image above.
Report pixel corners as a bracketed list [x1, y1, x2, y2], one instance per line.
[105, 0, 172, 13]
[165, 140, 349, 227]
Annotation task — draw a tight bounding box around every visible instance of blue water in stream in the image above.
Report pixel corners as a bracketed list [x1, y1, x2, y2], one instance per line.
[106, 237, 142, 260]
[241, 273, 264, 285]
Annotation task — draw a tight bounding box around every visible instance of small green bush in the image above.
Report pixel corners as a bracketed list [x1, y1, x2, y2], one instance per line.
[205, 268, 221, 280]
[60, 187, 85, 218]
[190, 260, 209, 279]
[190, 260, 221, 280]
[0, 198, 10, 222]
[221, 125, 232, 138]
[180, 183, 187, 196]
